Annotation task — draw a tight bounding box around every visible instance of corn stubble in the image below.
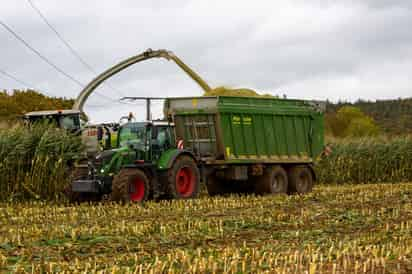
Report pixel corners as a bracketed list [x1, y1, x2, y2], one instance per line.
[1, 183, 411, 273]
[0, 124, 83, 201]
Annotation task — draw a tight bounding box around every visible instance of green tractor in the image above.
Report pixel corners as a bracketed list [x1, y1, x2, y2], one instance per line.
[68, 119, 200, 202]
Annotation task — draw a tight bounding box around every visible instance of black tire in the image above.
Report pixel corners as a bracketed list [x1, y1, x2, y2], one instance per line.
[111, 169, 151, 202]
[287, 165, 314, 194]
[255, 165, 288, 195]
[64, 167, 89, 203]
[167, 155, 200, 199]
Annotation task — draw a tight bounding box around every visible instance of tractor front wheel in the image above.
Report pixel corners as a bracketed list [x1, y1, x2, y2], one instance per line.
[111, 169, 151, 202]
[167, 156, 200, 199]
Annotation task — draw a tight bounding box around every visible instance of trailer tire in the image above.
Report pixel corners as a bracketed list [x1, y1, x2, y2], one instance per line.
[167, 155, 200, 199]
[288, 165, 314, 194]
[64, 167, 89, 203]
[111, 169, 151, 202]
[255, 165, 288, 195]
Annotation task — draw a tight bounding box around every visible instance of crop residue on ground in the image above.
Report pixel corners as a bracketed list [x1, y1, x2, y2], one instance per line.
[1, 183, 411, 273]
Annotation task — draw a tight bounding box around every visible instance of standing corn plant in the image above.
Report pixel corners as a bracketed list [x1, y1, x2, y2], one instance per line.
[0, 123, 83, 201]
[316, 136, 412, 184]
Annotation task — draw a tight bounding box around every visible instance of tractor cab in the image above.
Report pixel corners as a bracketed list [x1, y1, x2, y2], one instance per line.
[24, 110, 81, 133]
[114, 121, 175, 162]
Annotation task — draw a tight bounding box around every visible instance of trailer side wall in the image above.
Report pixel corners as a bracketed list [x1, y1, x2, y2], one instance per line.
[167, 96, 324, 164]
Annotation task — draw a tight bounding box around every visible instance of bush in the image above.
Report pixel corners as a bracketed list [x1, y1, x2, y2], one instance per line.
[326, 106, 380, 138]
[0, 123, 83, 201]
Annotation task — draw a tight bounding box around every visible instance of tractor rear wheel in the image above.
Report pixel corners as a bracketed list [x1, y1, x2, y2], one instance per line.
[287, 165, 314, 194]
[64, 166, 89, 203]
[111, 169, 151, 202]
[255, 165, 288, 195]
[167, 156, 200, 199]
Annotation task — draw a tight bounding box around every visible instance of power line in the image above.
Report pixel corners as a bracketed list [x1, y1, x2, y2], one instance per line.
[26, 0, 128, 98]
[0, 69, 108, 108]
[0, 19, 131, 105]
[0, 20, 85, 87]
[0, 68, 54, 97]
[27, 0, 95, 72]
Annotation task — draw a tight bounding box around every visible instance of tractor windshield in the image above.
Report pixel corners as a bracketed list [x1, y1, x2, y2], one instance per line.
[117, 123, 148, 148]
[26, 114, 80, 132]
[59, 115, 80, 131]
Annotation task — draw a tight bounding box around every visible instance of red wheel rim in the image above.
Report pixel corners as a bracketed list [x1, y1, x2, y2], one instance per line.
[176, 167, 195, 197]
[130, 177, 145, 202]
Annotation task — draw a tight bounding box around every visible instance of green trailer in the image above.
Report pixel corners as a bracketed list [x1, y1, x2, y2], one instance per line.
[165, 96, 324, 195]
[68, 96, 325, 202]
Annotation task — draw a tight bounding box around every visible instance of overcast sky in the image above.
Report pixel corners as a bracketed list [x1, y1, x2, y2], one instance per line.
[1, 1, 411, 122]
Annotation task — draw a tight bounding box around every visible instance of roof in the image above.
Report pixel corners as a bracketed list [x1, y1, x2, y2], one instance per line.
[24, 109, 80, 117]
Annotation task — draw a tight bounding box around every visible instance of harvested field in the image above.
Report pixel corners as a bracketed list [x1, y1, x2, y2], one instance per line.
[1, 183, 411, 273]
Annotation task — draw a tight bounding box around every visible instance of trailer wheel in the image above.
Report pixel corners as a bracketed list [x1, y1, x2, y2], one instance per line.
[167, 156, 200, 199]
[288, 165, 314, 194]
[111, 169, 151, 202]
[64, 167, 89, 203]
[255, 165, 288, 195]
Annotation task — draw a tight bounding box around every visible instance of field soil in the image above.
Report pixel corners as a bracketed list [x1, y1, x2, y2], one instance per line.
[1, 183, 412, 273]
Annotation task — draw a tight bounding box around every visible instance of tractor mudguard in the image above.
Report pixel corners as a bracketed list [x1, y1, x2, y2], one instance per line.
[99, 146, 129, 174]
[157, 148, 196, 170]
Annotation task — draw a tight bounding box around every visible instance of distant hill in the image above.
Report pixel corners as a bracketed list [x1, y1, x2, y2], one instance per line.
[326, 98, 412, 135]
[0, 89, 74, 122]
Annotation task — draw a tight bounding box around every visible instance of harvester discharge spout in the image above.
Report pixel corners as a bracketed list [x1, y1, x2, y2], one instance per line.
[73, 48, 212, 117]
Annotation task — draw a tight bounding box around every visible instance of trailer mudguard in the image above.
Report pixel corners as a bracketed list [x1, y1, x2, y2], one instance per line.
[157, 148, 196, 170]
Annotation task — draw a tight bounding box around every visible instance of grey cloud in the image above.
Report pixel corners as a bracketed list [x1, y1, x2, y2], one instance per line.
[1, 0, 411, 122]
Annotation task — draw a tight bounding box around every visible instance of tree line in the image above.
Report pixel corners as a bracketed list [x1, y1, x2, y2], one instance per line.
[326, 99, 412, 136]
[1, 89, 411, 136]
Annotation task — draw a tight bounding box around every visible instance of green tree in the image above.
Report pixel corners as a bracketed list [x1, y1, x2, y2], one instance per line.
[344, 117, 380, 137]
[327, 106, 380, 138]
